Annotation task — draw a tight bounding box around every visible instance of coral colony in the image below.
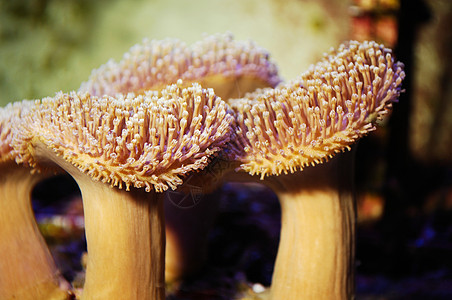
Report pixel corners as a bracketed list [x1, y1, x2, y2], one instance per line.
[0, 33, 404, 300]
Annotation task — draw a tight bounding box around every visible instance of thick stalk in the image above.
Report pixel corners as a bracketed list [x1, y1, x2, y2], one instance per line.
[33, 145, 166, 300]
[0, 163, 70, 300]
[79, 179, 165, 300]
[269, 152, 356, 300]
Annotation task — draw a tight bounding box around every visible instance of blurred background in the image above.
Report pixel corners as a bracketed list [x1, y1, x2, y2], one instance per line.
[2, 0, 452, 298]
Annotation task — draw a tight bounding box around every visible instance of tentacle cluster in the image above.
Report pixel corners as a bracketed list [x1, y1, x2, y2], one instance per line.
[5, 38, 405, 190]
[0, 100, 35, 164]
[231, 40, 405, 179]
[79, 33, 281, 98]
[13, 81, 235, 192]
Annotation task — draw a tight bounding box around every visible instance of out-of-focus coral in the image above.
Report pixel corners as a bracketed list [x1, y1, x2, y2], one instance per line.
[357, 193, 385, 223]
[350, 0, 400, 47]
[410, 0, 452, 164]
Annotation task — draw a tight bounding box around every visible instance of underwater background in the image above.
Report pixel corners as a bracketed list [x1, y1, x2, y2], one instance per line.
[2, 0, 452, 298]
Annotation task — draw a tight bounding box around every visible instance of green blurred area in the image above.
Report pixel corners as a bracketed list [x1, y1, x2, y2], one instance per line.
[0, 0, 349, 106]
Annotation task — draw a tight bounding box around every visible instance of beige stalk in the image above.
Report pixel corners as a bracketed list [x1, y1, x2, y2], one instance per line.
[269, 151, 355, 299]
[30, 146, 165, 299]
[0, 164, 70, 300]
[0, 101, 70, 300]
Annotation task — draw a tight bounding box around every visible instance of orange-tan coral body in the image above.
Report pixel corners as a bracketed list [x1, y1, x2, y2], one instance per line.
[11, 81, 235, 300]
[78, 33, 282, 283]
[230, 40, 405, 299]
